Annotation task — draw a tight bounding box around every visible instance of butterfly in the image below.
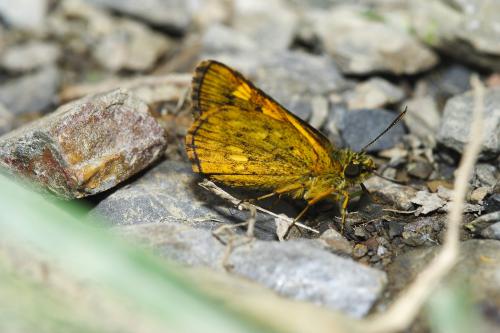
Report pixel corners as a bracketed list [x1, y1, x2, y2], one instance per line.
[185, 60, 405, 231]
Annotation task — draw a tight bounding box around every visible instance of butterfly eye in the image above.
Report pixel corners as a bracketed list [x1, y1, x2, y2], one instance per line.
[345, 163, 361, 178]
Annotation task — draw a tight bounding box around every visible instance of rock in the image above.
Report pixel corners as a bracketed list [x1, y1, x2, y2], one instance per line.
[364, 177, 417, 211]
[0, 89, 166, 199]
[344, 78, 405, 110]
[404, 96, 440, 139]
[338, 109, 406, 152]
[0, 0, 48, 30]
[470, 186, 492, 204]
[232, 0, 297, 52]
[0, 103, 14, 136]
[407, 160, 434, 180]
[410, 190, 445, 215]
[0, 66, 60, 115]
[387, 240, 500, 327]
[93, 19, 172, 72]
[425, 64, 472, 102]
[84, 0, 192, 31]
[410, 0, 500, 71]
[465, 211, 500, 235]
[201, 24, 257, 55]
[117, 222, 387, 317]
[90, 160, 278, 240]
[481, 222, 500, 240]
[484, 193, 500, 214]
[437, 87, 500, 159]
[472, 163, 498, 188]
[352, 243, 368, 258]
[312, 5, 437, 74]
[0, 41, 61, 72]
[318, 229, 352, 256]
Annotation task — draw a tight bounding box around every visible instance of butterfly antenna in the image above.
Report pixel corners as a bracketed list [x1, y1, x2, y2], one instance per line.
[361, 106, 408, 152]
[372, 171, 406, 184]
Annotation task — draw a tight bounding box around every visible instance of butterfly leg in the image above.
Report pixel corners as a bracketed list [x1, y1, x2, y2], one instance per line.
[340, 191, 350, 233]
[284, 188, 335, 239]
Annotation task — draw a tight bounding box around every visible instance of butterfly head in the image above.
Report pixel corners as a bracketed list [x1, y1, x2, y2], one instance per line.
[338, 150, 376, 185]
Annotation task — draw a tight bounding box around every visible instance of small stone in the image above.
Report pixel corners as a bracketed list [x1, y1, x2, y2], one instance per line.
[312, 5, 437, 74]
[437, 87, 500, 159]
[318, 228, 352, 256]
[0, 0, 48, 30]
[364, 176, 417, 211]
[473, 164, 498, 188]
[117, 223, 387, 318]
[465, 211, 500, 235]
[352, 244, 368, 259]
[387, 221, 405, 239]
[407, 160, 434, 180]
[0, 103, 14, 136]
[470, 186, 492, 204]
[0, 66, 60, 115]
[339, 109, 406, 152]
[481, 222, 500, 240]
[484, 193, 500, 214]
[0, 41, 61, 72]
[0, 89, 166, 199]
[84, 0, 192, 31]
[353, 227, 368, 239]
[345, 78, 405, 110]
[401, 216, 441, 246]
[93, 19, 172, 72]
[404, 95, 441, 139]
[411, 191, 446, 215]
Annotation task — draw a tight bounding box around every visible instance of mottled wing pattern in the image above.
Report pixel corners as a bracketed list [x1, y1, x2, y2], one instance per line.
[185, 60, 339, 191]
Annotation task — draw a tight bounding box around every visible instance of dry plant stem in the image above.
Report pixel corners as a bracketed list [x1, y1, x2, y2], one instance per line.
[199, 180, 319, 234]
[357, 75, 485, 333]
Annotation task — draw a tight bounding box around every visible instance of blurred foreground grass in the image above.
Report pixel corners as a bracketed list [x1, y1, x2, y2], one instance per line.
[0, 175, 273, 333]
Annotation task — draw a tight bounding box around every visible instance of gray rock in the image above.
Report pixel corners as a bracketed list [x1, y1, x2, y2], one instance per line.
[90, 160, 279, 240]
[232, 0, 297, 52]
[318, 228, 352, 256]
[0, 41, 61, 72]
[344, 78, 405, 110]
[338, 109, 406, 152]
[401, 216, 442, 246]
[410, 0, 500, 70]
[201, 24, 257, 55]
[0, 89, 166, 199]
[0, 103, 14, 136]
[387, 239, 500, 327]
[93, 18, 172, 72]
[364, 176, 417, 211]
[481, 222, 500, 240]
[437, 87, 500, 159]
[311, 5, 437, 74]
[0, 66, 59, 115]
[465, 211, 500, 235]
[0, 0, 48, 30]
[472, 163, 498, 188]
[117, 222, 387, 317]
[404, 96, 440, 139]
[84, 0, 192, 31]
[407, 160, 434, 180]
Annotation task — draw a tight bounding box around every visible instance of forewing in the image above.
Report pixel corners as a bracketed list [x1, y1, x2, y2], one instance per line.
[186, 60, 339, 189]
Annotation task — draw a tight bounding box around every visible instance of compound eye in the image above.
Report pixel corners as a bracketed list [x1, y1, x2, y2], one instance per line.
[345, 163, 361, 178]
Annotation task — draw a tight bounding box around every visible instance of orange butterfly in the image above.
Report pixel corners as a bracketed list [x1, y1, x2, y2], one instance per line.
[185, 60, 404, 229]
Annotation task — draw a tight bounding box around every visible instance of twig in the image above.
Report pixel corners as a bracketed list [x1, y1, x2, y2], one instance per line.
[198, 180, 319, 234]
[356, 75, 485, 333]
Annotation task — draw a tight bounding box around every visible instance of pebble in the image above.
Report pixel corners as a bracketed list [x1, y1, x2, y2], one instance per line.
[0, 41, 61, 72]
[407, 160, 434, 180]
[0, 66, 60, 115]
[437, 87, 500, 159]
[404, 96, 441, 139]
[338, 109, 406, 152]
[0, 89, 166, 198]
[481, 222, 500, 240]
[352, 243, 368, 258]
[0, 0, 48, 30]
[312, 5, 437, 74]
[344, 78, 405, 110]
[318, 229, 352, 256]
[364, 176, 417, 211]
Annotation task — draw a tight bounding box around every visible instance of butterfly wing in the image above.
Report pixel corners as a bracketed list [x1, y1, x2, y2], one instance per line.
[185, 60, 339, 191]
